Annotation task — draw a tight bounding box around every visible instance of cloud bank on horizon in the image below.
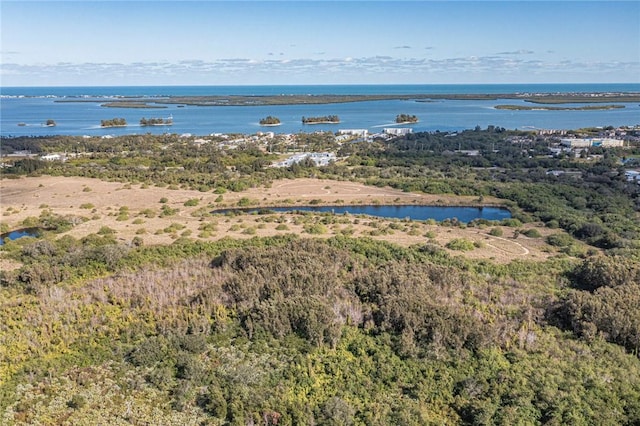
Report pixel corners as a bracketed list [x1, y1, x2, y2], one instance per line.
[1, 1, 638, 86]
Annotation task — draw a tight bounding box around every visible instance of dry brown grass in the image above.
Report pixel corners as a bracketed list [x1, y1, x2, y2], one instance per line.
[1, 176, 560, 264]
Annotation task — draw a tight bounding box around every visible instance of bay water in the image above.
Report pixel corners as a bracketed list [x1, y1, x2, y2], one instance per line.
[2, 84, 639, 137]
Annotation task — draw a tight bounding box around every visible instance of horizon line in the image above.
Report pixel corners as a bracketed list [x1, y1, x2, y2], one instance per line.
[4, 82, 640, 88]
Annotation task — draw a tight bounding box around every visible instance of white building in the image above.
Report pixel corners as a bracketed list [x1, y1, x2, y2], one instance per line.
[560, 138, 624, 148]
[274, 152, 336, 167]
[338, 129, 368, 138]
[625, 170, 640, 183]
[383, 127, 413, 136]
[40, 154, 63, 161]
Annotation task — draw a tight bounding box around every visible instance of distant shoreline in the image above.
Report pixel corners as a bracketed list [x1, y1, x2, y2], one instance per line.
[50, 92, 640, 108]
[101, 102, 168, 109]
[495, 104, 626, 111]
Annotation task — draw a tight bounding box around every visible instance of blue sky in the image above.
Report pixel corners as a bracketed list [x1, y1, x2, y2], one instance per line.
[1, 1, 639, 86]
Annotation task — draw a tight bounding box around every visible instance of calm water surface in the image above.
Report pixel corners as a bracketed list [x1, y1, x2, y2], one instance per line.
[2, 84, 639, 137]
[218, 205, 511, 223]
[0, 228, 40, 245]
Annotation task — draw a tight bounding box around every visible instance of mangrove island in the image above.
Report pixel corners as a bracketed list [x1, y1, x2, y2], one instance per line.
[140, 117, 173, 126]
[259, 116, 281, 126]
[100, 118, 127, 128]
[302, 115, 340, 124]
[396, 114, 419, 123]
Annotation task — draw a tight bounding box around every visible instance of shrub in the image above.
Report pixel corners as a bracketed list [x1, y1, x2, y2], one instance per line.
[237, 197, 252, 207]
[98, 226, 116, 235]
[546, 233, 574, 247]
[304, 223, 327, 234]
[501, 218, 522, 227]
[489, 228, 503, 237]
[446, 238, 475, 251]
[523, 228, 541, 238]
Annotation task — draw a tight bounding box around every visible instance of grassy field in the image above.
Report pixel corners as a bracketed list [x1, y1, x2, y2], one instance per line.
[0, 176, 562, 266]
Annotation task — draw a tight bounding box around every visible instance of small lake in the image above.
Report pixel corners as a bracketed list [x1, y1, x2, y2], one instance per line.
[0, 228, 41, 245]
[216, 205, 511, 223]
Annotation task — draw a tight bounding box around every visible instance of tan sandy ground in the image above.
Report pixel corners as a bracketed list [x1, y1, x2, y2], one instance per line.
[1, 176, 564, 269]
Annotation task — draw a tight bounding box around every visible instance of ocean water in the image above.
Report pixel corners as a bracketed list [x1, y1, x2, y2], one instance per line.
[2, 84, 639, 137]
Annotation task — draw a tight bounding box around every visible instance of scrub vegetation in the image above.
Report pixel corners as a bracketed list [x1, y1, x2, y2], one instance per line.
[1, 126, 640, 424]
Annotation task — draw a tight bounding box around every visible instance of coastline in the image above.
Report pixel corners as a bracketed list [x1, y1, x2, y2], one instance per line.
[50, 92, 640, 108]
[494, 104, 625, 111]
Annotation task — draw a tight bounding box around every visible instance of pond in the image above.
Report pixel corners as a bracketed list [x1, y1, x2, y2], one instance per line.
[216, 205, 511, 223]
[0, 228, 41, 245]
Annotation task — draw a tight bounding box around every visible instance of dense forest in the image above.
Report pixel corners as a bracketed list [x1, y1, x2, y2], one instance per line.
[1, 235, 640, 424]
[1, 126, 640, 424]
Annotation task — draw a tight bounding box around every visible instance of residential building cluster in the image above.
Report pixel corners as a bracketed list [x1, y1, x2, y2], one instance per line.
[273, 152, 337, 168]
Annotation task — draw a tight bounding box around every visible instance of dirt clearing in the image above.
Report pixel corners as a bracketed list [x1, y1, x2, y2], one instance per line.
[1, 176, 560, 264]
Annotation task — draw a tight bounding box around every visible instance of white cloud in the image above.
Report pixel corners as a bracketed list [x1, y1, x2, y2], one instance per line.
[2, 55, 639, 85]
[497, 50, 535, 55]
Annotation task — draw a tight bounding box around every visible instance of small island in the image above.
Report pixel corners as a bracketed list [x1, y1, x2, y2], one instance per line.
[259, 116, 281, 126]
[140, 116, 173, 126]
[101, 118, 127, 128]
[302, 115, 340, 124]
[45, 119, 56, 127]
[396, 114, 418, 123]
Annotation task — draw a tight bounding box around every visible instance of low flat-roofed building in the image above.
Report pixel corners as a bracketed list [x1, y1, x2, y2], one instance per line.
[338, 129, 368, 138]
[383, 127, 413, 136]
[560, 138, 623, 148]
[274, 152, 336, 167]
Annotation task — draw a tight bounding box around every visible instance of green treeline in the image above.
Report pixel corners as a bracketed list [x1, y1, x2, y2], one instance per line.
[1, 235, 640, 424]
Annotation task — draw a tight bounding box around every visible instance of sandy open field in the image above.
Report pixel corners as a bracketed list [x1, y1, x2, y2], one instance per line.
[1, 176, 561, 267]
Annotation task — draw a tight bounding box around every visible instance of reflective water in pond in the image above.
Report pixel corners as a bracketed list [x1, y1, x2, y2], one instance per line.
[217, 205, 511, 223]
[0, 228, 40, 245]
